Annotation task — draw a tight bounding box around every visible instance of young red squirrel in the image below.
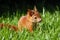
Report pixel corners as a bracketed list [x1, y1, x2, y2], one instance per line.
[0, 6, 41, 32]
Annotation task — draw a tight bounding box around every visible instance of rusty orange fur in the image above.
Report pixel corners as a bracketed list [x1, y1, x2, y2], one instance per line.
[18, 6, 41, 32]
[0, 6, 41, 32]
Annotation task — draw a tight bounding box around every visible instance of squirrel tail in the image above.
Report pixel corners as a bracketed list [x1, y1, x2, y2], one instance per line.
[0, 23, 18, 31]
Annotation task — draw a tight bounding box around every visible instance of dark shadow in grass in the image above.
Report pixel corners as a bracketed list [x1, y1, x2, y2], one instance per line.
[0, 0, 60, 17]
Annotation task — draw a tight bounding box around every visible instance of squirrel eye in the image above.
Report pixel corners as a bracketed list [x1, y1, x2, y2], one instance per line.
[35, 17, 37, 19]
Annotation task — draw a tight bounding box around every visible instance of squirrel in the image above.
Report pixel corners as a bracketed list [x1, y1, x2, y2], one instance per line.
[18, 6, 41, 32]
[0, 6, 41, 32]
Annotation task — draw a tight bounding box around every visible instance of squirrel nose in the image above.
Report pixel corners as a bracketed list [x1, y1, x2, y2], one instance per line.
[39, 19, 42, 22]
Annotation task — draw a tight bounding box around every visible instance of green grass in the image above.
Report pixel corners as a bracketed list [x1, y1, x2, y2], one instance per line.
[0, 10, 60, 40]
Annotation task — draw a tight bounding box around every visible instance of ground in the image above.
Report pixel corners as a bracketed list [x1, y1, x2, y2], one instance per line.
[0, 10, 60, 40]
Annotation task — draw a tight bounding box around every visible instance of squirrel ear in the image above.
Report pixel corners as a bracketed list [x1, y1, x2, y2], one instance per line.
[34, 6, 37, 11]
[27, 9, 34, 16]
